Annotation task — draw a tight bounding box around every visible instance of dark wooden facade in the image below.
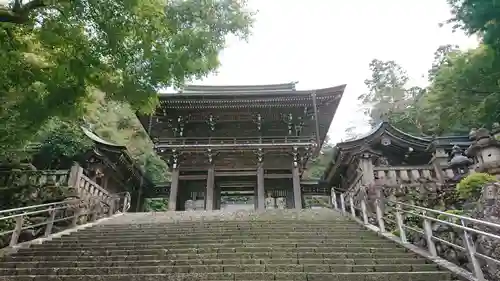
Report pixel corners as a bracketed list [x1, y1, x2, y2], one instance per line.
[322, 122, 472, 199]
[138, 83, 346, 211]
[79, 128, 154, 211]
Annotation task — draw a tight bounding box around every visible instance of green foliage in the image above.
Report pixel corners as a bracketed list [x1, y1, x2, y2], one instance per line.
[303, 136, 334, 180]
[0, 0, 254, 156]
[84, 92, 169, 183]
[363, 43, 500, 136]
[446, 0, 500, 53]
[423, 45, 500, 133]
[144, 198, 169, 212]
[456, 173, 496, 200]
[359, 59, 429, 134]
[35, 118, 93, 169]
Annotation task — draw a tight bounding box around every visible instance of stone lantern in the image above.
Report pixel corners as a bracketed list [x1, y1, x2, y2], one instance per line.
[448, 145, 473, 177]
[466, 128, 500, 174]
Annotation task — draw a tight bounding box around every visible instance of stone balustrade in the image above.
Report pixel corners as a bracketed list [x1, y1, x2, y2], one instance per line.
[373, 165, 465, 186]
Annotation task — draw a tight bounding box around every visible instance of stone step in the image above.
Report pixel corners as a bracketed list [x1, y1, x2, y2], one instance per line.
[0, 263, 442, 275]
[90, 222, 360, 226]
[70, 229, 377, 235]
[90, 221, 357, 226]
[37, 239, 394, 247]
[0, 258, 429, 268]
[31, 242, 395, 250]
[78, 228, 367, 234]
[2, 252, 421, 262]
[0, 271, 453, 281]
[14, 246, 407, 257]
[61, 233, 381, 240]
[44, 238, 389, 245]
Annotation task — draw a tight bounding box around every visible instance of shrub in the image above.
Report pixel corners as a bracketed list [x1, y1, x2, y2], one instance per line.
[456, 173, 496, 200]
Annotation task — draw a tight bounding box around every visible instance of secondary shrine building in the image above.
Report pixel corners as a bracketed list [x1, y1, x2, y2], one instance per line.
[137, 82, 346, 211]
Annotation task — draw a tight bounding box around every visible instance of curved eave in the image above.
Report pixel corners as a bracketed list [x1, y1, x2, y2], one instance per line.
[336, 122, 431, 151]
[426, 136, 472, 151]
[81, 127, 126, 150]
[157, 84, 346, 99]
[321, 122, 431, 184]
[315, 85, 347, 147]
[81, 127, 154, 189]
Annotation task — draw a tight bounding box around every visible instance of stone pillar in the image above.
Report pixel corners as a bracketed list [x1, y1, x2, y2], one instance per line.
[168, 168, 179, 211]
[292, 165, 302, 209]
[359, 153, 375, 186]
[257, 164, 265, 210]
[430, 148, 448, 183]
[205, 166, 215, 211]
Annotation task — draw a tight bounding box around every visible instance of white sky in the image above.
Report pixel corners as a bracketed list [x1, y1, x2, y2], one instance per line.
[196, 0, 478, 145]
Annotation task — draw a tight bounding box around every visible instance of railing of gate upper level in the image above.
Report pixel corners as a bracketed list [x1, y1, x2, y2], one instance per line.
[0, 192, 130, 248]
[333, 191, 500, 281]
[155, 136, 315, 145]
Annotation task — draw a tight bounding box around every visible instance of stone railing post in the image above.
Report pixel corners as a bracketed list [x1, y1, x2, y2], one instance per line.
[375, 198, 385, 233]
[461, 219, 485, 281]
[375, 188, 385, 233]
[349, 195, 355, 218]
[340, 193, 346, 213]
[360, 198, 369, 224]
[331, 188, 338, 209]
[68, 163, 84, 194]
[9, 215, 24, 246]
[108, 197, 116, 216]
[422, 212, 437, 257]
[44, 208, 56, 237]
[395, 203, 407, 243]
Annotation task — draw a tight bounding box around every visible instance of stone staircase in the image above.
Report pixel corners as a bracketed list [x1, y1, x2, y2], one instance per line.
[0, 209, 455, 281]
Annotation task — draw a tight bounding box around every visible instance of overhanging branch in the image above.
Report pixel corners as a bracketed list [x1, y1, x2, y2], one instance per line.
[0, 0, 46, 24]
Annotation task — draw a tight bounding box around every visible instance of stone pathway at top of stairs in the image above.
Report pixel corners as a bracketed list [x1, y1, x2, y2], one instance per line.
[0, 209, 456, 281]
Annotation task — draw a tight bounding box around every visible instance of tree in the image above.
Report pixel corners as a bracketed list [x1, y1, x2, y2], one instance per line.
[423, 45, 500, 133]
[83, 91, 170, 183]
[359, 59, 427, 135]
[34, 117, 93, 169]
[0, 0, 254, 155]
[428, 44, 460, 82]
[303, 136, 335, 180]
[446, 0, 500, 53]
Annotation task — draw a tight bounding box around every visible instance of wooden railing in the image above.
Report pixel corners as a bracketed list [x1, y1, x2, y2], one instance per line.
[155, 136, 315, 145]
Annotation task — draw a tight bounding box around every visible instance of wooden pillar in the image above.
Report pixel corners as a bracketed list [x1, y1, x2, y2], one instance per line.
[168, 168, 179, 211]
[214, 184, 221, 210]
[205, 166, 215, 211]
[286, 187, 294, 209]
[257, 164, 265, 210]
[292, 165, 302, 209]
